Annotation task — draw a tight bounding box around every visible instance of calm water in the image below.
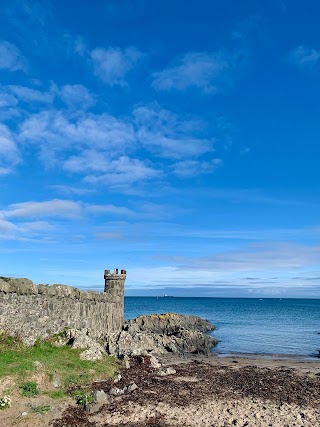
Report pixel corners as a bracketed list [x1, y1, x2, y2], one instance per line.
[124, 297, 320, 359]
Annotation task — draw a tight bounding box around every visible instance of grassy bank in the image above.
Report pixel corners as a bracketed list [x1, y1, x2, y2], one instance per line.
[0, 333, 120, 397]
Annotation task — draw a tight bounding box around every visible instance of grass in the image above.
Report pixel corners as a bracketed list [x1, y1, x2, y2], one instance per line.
[20, 381, 39, 397]
[0, 332, 120, 395]
[31, 404, 51, 414]
[43, 390, 67, 399]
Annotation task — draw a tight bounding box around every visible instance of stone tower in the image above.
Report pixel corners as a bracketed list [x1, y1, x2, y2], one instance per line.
[104, 268, 126, 329]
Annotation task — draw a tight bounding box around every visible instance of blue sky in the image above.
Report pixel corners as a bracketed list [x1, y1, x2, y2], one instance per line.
[0, 0, 320, 297]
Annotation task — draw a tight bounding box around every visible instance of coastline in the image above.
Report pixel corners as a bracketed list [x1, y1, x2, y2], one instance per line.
[50, 353, 320, 427]
[160, 352, 320, 374]
[1, 353, 319, 426]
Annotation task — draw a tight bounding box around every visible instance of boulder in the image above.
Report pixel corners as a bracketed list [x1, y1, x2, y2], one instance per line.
[124, 313, 214, 335]
[64, 329, 105, 361]
[105, 313, 217, 358]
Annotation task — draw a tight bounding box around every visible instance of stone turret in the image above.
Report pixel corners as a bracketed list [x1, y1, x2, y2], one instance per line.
[104, 268, 126, 329]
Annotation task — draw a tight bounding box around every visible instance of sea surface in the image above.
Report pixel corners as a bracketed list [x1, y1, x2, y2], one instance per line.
[124, 297, 320, 359]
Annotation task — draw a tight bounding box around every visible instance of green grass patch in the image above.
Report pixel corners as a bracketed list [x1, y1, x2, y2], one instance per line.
[20, 381, 39, 397]
[43, 390, 67, 399]
[0, 336, 120, 394]
[31, 404, 51, 414]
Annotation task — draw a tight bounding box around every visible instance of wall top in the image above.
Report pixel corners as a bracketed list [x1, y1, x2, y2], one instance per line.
[0, 277, 116, 301]
[104, 268, 126, 277]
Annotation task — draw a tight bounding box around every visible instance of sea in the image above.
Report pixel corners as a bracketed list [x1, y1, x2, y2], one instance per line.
[124, 297, 320, 360]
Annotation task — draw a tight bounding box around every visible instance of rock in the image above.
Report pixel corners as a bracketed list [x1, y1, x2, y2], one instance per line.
[124, 313, 214, 335]
[105, 313, 217, 358]
[64, 329, 105, 361]
[80, 346, 104, 361]
[21, 412, 28, 416]
[85, 402, 102, 414]
[109, 387, 124, 396]
[52, 375, 62, 388]
[126, 382, 138, 392]
[113, 373, 122, 383]
[93, 390, 110, 404]
[157, 367, 176, 376]
[149, 355, 162, 369]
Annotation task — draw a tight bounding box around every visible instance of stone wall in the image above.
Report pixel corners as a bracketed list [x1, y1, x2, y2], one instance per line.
[0, 274, 125, 345]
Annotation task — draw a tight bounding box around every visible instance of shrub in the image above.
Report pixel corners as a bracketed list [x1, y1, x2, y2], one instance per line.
[74, 389, 94, 408]
[0, 395, 12, 410]
[20, 381, 39, 397]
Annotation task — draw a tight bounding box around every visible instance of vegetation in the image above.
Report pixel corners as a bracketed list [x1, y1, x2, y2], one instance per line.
[31, 404, 51, 414]
[20, 381, 39, 397]
[0, 331, 119, 398]
[73, 389, 94, 408]
[0, 395, 12, 410]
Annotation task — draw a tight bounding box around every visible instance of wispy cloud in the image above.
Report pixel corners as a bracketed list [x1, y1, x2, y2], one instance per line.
[91, 46, 142, 86]
[19, 109, 136, 166]
[134, 104, 215, 159]
[152, 51, 236, 93]
[0, 40, 26, 72]
[0, 92, 18, 108]
[172, 159, 222, 177]
[7, 84, 55, 103]
[95, 232, 124, 240]
[50, 185, 95, 196]
[59, 84, 95, 110]
[287, 45, 320, 69]
[163, 241, 320, 272]
[86, 204, 133, 216]
[84, 156, 160, 187]
[1, 199, 82, 219]
[0, 124, 21, 174]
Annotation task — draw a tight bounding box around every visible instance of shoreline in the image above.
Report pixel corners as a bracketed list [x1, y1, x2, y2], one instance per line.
[213, 351, 320, 362]
[52, 352, 320, 427]
[159, 352, 320, 375]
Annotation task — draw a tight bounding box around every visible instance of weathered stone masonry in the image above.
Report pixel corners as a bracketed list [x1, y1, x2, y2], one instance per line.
[0, 269, 126, 345]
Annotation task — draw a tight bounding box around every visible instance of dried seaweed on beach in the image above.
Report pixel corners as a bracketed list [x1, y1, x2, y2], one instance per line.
[51, 356, 320, 427]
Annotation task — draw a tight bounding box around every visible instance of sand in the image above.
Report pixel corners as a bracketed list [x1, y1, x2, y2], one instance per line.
[52, 355, 320, 427]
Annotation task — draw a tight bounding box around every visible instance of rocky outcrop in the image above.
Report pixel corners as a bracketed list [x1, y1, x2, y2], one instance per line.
[105, 313, 217, 357]
[57, 329, 106, 361]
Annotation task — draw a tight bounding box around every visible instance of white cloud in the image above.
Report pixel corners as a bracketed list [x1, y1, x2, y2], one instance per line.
[16, 101, 225, 189]
[0, 92, 18, 108]
[167, 241, 320, 272]
[2, 199, 82, 219]
[19, 110, 136, 166]
[50, 185, 95, 195]
[287, 45, 320, 69]
[91, 46, 142, 86]
[0, 40, 26, 72]
[86, 204, 133, 216]
[0, 124, 21, 173]
[152, 51, 234, 93]
[59, 84, 95, 109]
[7, 85, 55, 103]
[84, 156, 160, 187]
[172, 159, 222, 177]
[134, 104, 215, 159]
[95, 232, 124, 240]
[0, 218, 17, 232]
